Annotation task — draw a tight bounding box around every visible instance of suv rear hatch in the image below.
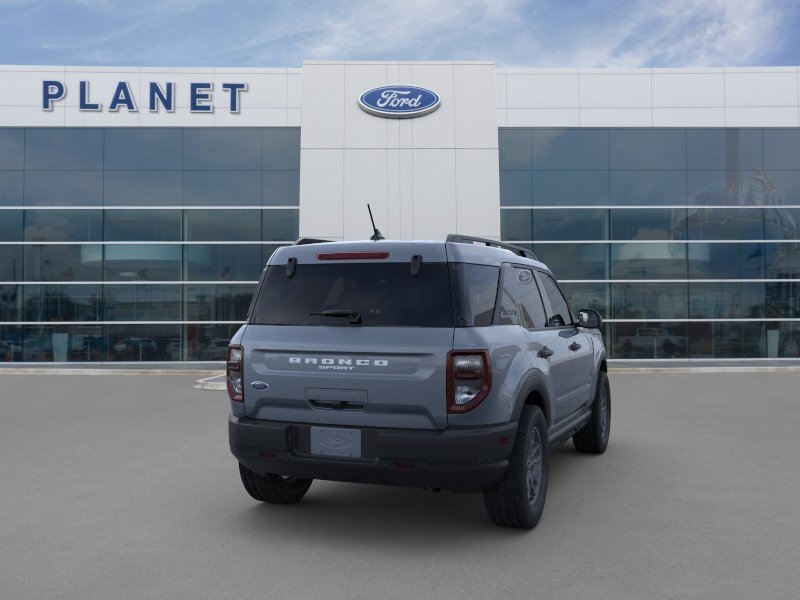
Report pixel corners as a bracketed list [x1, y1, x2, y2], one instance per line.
[241, 243, 454, 430]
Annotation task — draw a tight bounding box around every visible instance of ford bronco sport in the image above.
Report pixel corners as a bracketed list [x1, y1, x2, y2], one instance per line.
[227, 234, 609, 529]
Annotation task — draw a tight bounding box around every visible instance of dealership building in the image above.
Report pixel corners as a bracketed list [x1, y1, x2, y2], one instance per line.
[0, 61, 799, 362]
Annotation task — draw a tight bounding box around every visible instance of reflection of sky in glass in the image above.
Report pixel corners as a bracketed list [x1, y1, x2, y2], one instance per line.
[25, 172, 103, 206]
[104, 129, 182, 170]
[184, 129, 261, 170]
[183, 171, 260, 205]
[25, 129, 103, 170]
[0, 171, 23, 205]
[0, 129, 24, 169]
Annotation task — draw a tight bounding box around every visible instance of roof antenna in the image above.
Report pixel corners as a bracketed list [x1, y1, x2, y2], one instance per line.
[367, 204, 385, 241]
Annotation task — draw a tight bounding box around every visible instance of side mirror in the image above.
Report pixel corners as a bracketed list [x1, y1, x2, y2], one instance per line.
[578, 308, 603, 329]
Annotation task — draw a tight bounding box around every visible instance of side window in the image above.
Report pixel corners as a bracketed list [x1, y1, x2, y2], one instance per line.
[496, 267, 520, 326]
[540, 273, 572, 327]
[514, 268, 547, 329]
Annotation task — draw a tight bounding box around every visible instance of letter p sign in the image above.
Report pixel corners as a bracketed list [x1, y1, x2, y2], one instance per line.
[42, 80, 66, 110]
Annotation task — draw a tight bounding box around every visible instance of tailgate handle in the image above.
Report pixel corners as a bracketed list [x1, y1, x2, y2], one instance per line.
[306, 388, 367, 411]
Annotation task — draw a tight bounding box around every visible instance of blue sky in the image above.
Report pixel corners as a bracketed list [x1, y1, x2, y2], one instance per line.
[1, 0, 798, 68]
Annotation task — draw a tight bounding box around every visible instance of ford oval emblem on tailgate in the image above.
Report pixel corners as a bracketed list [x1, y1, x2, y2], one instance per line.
[251, 381, 269, 390]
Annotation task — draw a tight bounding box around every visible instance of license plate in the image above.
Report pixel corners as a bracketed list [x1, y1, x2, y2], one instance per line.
[310, 427, 362, 458]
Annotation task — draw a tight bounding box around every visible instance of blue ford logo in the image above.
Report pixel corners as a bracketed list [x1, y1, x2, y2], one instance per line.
[358, 85, 440, 118]
[250, 381, 269, 390]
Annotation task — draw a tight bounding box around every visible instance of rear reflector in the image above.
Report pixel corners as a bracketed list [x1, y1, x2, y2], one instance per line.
[317, 252, 390, 260]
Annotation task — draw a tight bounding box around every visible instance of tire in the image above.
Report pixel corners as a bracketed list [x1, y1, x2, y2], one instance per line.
[483, 405, 549, 529]
[238, 463, 312, 504]
[573, 371, 611, 454]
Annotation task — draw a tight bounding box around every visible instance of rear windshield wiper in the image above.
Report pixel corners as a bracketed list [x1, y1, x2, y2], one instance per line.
[309, 309, 362, 325]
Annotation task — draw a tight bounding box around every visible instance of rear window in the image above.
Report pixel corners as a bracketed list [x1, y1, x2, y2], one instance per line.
[250, 262, 455, 327]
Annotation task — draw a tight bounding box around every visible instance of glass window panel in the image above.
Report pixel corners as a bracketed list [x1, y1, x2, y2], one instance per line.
[185, 244, 263, 281]
[103, 285, 181, 321]
[262, 128, 300, 170]
[688, 243, 764, 279]
[765, 207, 800, 239]
[25, 128, 103, 170]
[611, 208, 687, 240]
[104, 128, 182, 170]
[185, 284, 255, 322]
[687, 207, 764, 240]
[496, 268, 520, 326]
[766, 243, 800, 278]
[531, 129, 609, 170]
[24, 210, 102, 242]
[22, 324, 104, 362]
[184, 209, 260, 241]
[688, 170, 778, 206]
[689, 282, 764, 319]
[0, 171, 23, 206]
[611, 242, 687, 279]
[514, 269, 547, 328]
[763, 171, 800, 204]
[500, 209, 533, 241]
[764, 129, 800, 170]
[498, 129, 532, 170]
[560, 282, 609, 319]
[262, 171, 299, 206]
[499, 171, 532, 206]
[22, 285, 101, 322]
[688, 321, 766, 359]
[262, 209, 298, 241]
[532, 171, 609, 206]
[612, 282, 687, 320]
[25, 171, 103, 206]
[0, 284, 21, 324]
[766, 282, 800, 319]
[0, 129, 24, 169]
[184, 323, 241, 361]
[686, 129, 763, 171]
[105, 209, 181, 242]
[106, 324, 181, 362]
[183, 171, 260, 206]
[532, 243, 608, 280]
[183, 128, 261, 170]
[610, 171, 687, 206]
[25, 244, 102, 281]
[262, 243, 285, 268]
[0, 210, 22, 241]
[102, 244, 181, 281]
[104, 171, 182, 207]
[612, 321, 689, 359]
[610, 129, 685, 170]
[532, 209, 608, 241]
[539, 272, 573, 326]
[0, 246, 23, 281]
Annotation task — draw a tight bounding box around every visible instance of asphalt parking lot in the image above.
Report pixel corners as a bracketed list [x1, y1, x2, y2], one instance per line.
[1, 371, 799, 600]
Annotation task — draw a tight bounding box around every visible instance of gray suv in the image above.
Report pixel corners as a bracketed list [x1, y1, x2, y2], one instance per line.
[227, 235, 609, 529]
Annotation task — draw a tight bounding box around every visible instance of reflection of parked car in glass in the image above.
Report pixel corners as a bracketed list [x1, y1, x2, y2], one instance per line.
[113, 337, 159, 360]
[618, 327, 687, 358]
[202, 338, 230, 361]
[165, 339, 182, 361]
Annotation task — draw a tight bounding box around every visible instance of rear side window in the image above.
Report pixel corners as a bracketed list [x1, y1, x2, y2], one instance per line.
[250, 262, 454, 327]
[540, 272, 573, 327]
[449, 263, 499, 326]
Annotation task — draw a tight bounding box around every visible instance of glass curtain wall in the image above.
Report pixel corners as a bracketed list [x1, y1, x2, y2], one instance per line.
[500, 128, 800, 359]
[0, 127, 299, 362]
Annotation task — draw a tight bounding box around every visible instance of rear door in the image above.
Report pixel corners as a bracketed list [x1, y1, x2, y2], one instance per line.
[242, 254, 454, 430]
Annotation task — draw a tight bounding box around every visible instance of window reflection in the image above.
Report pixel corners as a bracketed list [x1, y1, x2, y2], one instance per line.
[22, 324, 104, 362]
[533, 209, 608, 241]
[105, 210, 181, 242]
[185, 244, 262, 281]
[0, 246, 23, 281]
[687, 207, 764, 240]
[104, 171, 182, 206]
[104, 285, 181, 321]
[560, 282, 609, 319]
[0, 129, 24, 169]
[185, 284, 255, 321]
[184, 129, 261, 170]
[106, 324, 181, 362]
[688, 243, 764, 279]
[25, 172, 103, 206]
[499, 171, 532, 206]
[533, 171, 609, 206]
[262, 209, 299, 241]
[532, 129, 609, 170]
[500, 210, 533, 241]
[184, 323, 241, 361]
[25, 244, 102, 281]
[262, 128, 301, 170]
[689, 282, 764, 319]
[0, 284, 20, 322]
[612, 282, 687, 320]
[25, 129, 103, 170]
[610, 129, 685, 170]
[688, 171, 780, 205]
[611, 243, 687, 279]
[0, 171, 23, 206]
[104, 128, 183, 171]
[183, 171, 260, 206]
[0, 210, 22, 241]
[22, 285, 101, 322]
[612, 321, 689, 359]
[262, 171, 300, 206]
[611, 171, 686, 205]
[686, 129, 763, 171]
[763, 129, 800, 170]
[611, 208, 687, 240]
[499, 129, 532, 170]
[532, 244, 608, 280]
[184, 209, 260, 241]
[102, 245, 181, 281]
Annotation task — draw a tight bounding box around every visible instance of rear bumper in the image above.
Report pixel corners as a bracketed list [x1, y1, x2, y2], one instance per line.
[229, 415, 517, 493]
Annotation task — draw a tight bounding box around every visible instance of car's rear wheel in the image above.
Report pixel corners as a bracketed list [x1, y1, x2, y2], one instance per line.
[238, 463, 312, 504]
[483, 405, 549, 529]
[573, 371, 611, 454]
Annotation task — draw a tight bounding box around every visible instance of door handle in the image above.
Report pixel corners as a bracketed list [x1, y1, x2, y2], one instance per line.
[538, 347, 554, 358]
[569, 342, 582, 351]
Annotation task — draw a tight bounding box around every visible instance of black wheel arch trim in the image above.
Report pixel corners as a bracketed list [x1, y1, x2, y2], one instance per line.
[511, 370, 553, 427]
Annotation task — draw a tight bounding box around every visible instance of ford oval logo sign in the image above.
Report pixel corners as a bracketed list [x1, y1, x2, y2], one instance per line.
[358, 85, 440, 118]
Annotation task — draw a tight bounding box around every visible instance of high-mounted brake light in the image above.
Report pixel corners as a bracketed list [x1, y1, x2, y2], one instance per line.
[447, 350, 492, 413]
[317, 252, 390, 260]
[227, 345, 244, 402]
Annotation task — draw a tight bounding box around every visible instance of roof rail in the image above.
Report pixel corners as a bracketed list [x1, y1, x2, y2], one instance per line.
[295, 237, 333, 245]
[445, 234, 537, 261]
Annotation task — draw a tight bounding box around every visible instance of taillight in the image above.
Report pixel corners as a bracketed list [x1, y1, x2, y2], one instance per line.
[447, 350, 491, 413]
[227, 345, 244, 402]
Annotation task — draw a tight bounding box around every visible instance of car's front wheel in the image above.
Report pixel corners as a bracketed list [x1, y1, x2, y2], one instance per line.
[238, 463, 312, 504]
[483, 405, 549, 529]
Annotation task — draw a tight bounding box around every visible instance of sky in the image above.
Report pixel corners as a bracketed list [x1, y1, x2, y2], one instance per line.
[0, 0, 798, 68]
